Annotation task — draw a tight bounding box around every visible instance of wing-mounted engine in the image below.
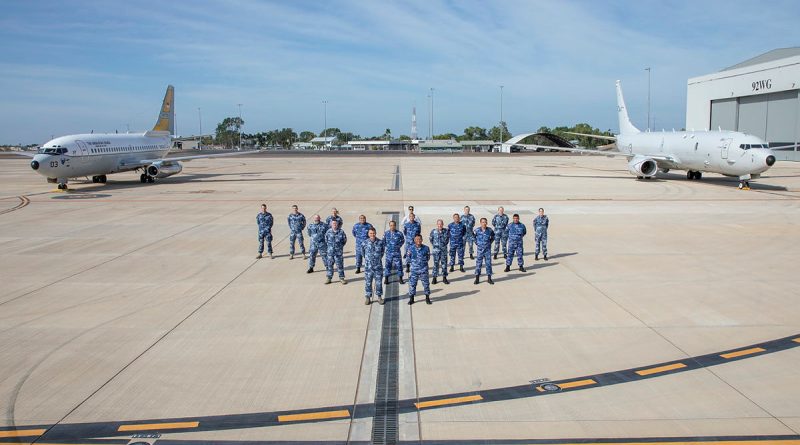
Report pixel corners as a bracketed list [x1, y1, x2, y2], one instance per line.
[146, 160, 183, 178]
[627, 155, 658, 178]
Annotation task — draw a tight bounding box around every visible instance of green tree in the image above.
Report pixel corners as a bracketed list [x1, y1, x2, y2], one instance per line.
[299, 131, 316, 142]
[215, 117, 244, 148]
[398, 135, 411, 141]
[459, 126, 488, 141]
[433, 133, 458, 140]
[488, 121, 511, 142]
[383, 128, 392, 139]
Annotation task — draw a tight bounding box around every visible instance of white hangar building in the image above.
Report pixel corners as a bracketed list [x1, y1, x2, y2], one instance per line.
[686, 47, 800, 161]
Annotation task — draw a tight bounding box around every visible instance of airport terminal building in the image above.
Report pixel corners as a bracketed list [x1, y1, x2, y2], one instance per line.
[686, 48, 800, 161]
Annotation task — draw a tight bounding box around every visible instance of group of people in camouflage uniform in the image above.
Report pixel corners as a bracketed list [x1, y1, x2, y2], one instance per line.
[256, 204, 550, 306]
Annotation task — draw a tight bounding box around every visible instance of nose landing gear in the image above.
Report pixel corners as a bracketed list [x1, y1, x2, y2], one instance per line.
[738, 180, 751, 190]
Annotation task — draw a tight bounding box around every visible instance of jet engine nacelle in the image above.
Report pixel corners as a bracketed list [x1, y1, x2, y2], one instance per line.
[147, 161, 183, 178]
[627, 156, 658, 178]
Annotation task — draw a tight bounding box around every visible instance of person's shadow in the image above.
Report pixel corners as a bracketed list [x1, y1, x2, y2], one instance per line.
[433, 289, 479, 302]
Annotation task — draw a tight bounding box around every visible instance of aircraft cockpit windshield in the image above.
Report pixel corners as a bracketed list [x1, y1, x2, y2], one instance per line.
[740, 144, 769, 150]
[39, 147, 68, 155]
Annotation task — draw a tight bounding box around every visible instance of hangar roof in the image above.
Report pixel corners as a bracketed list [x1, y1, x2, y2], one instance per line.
[722, 47, 800, 71]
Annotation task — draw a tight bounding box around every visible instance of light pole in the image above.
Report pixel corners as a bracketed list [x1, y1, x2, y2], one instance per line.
[197, 107, 202, 150]
[645, 67, 651, 132]
[322, 100, 328, 149]
[426, 94, 431, 139]
[237, 103, 243, 150]
[430, 87, 434, 139]
[499, 85, 504, 147]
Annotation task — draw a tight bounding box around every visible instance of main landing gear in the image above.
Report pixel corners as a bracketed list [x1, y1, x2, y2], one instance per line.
[91, 175, 107, 183]
[738, 180, 751, 190]
[140, 173, 155, 184]
[686, 171, 702, 180]
[56, 183, 69, 191]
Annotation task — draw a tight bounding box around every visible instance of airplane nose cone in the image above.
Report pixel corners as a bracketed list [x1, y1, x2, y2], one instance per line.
[30, 160, 40, 170]
[766, 155, 776, 166]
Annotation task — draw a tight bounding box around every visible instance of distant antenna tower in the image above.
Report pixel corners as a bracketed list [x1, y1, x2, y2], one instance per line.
[411, 106, 418, 140]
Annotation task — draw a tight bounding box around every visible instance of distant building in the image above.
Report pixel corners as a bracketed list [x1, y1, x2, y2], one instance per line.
[687, 47, 800, 161]
[310, 136, 337, 149]
[292, 142, 314, 150]
[460, 140, 496, 152]
[418, 139, 462, 153]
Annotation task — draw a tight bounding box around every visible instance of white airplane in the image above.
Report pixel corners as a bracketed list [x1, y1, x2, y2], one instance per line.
[24, 85, 254, 190]
[521, 80, 777, 189]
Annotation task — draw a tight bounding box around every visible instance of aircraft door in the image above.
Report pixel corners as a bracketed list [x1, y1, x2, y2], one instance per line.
[720, 138, 732, 160]
[75, 140, 90, 164]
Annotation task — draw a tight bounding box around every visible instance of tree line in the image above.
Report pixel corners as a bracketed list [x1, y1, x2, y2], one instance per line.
[213, 117, 613, 148]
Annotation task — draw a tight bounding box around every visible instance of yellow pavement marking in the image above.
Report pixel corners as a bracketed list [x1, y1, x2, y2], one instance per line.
[117, 421, 199, 432]
[0, 429, 46, 438]
[278, 409, 350, 422]
[721, 347, 766, 359]
[793, 338, 800, 343]
[415, 395, 483, 409]
[635, 362, 687, 376]
[558, 379, 597, 390]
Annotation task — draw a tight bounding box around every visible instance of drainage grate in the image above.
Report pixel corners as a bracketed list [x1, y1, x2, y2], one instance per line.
[371, 211, 400, 445]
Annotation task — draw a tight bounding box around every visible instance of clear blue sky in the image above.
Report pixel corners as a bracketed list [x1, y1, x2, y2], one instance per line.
[2, 0, 799, 144]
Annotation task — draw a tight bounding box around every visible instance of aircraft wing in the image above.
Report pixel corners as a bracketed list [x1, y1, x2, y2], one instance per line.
[123, 150, 262, 168]
[525, 144, 678, 163]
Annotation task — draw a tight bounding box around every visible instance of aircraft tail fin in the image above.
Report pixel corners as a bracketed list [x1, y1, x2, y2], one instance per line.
[151, 85, 175, 135]
[616, 80, 640, 136]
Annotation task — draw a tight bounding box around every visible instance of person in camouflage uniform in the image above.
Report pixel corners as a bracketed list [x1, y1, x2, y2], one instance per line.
[287, 204, 307, 260]
[256, 203, 273, 259]
[361, 228, 385, 305]
[429, 219, 450, 284]
[306, 214, 328, 273]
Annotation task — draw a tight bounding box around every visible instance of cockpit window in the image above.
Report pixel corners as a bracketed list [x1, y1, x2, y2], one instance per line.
[40, 147, 68, 155]
[742, 144, 768, 150]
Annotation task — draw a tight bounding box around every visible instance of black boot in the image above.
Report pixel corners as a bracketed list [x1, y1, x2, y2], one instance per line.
[474, 275, 479, 285]
[442, 276, 449, 284]
[307, 267, 313, 273]
[408, 295, 414, 305]
[384, 276, 389, 285]
[470, 253, 474, 260]
[406, 264, 410, 273]
[544, 255, 548, 261]
[493, 253, 498, 260]
[459, 265, 465, 272]
[425, 295, 432, 305]
[535, 254, 539, 261]
[356, 267, 361, 274]
[399, 276, 405, 285]
[504, 265, 510, 272]
[519, 266, 526, 272]
[487, 275, 495, 285]
[449, 265, 454, 272]
[432, 277, 437, 284]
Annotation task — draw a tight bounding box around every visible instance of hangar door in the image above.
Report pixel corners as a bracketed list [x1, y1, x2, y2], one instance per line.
[766, 90, 798, 145]
[710, 98, 737, 131]
[736, 90, 799, 144]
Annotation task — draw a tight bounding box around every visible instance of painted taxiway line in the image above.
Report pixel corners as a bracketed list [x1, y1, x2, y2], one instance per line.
[2, 333, 798, 442]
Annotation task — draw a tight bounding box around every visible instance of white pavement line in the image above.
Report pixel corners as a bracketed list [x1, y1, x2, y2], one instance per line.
[346, 298, 383, 443]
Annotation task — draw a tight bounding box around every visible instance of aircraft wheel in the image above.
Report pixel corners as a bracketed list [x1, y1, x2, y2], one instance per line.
[140, 174, 147, 183]
[695, 172, 702, 180]
[100, 175, 107, 183]
[738, 182, 744, 189]
[636, 176, 643, 179]
[147, 176, 155, 183]
[686, 171, 694, 180]
[91, 176, 98, 183]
